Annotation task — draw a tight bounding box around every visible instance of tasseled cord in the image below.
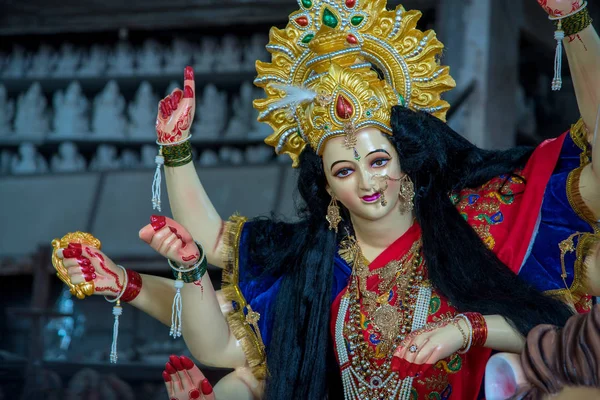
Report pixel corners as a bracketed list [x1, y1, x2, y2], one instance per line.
[170, 273, 184, 338]
[104, 265, 128, 364]
[549, 2, 588, 91]
[152, 147, 164, 212]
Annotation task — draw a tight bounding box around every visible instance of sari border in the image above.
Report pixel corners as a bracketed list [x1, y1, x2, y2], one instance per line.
[221, 214, 268, 380]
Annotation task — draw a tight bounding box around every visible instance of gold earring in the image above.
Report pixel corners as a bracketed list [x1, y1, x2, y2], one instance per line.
[398, 175, 415, 214]
[326, 195, 342, 233]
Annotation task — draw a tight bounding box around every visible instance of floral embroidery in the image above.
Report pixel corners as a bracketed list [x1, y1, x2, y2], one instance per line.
[451, 174, 525, 250]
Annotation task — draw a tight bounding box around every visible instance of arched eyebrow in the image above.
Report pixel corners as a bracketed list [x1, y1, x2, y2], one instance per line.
[366, 149, 391, 157]
[330, 159, 351, 171]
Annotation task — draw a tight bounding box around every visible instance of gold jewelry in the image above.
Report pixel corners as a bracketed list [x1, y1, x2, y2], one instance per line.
[398, 174, 415, 213]
[162, 139, 194, 167]
[326, 195, 342, 232]
[451, 318, 469, 352]
[254, 0, 455, 166]
[51, 231, 100, 299]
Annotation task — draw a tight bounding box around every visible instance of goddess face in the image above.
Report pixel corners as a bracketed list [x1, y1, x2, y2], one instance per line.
[322, 127, 404, 222]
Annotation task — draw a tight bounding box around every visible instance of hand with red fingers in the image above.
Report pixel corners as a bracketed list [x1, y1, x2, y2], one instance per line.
[537, 0, 584, 17]
[139, 215, 200, 267]
[390, 319, 464, 380]
[156, 66, 195, 144]
[163, 355, 215, 400]
[57, 243, 125, 297]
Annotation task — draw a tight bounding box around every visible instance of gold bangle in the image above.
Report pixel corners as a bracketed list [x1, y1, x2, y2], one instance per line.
[162, 140, 193, 167]
[452, 318, 468, 352]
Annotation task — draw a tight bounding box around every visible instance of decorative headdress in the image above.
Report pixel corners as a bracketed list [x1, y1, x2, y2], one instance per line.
[253, 0, 456, 166]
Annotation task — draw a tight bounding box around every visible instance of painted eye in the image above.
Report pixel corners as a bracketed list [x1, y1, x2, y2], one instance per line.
[335, 168, 354, 178]
[372, 158, 389, 168]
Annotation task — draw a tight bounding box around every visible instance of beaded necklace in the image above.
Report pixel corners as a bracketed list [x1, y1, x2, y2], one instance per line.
[336, 236, 432, 400]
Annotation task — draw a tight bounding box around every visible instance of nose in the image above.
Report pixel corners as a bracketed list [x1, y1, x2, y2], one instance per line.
[357, 166, 372, 192]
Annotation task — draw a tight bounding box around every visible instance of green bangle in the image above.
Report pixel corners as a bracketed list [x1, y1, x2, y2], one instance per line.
[162, 140, 193, 167]
[556, 7, 593, 36]
[168, 242, 208, 283]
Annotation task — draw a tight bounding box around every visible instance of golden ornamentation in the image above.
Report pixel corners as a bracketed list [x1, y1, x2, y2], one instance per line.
[221, 214, 268, 380]
[570, 118, 592, 166]
[398, 174, 415, 213]
[51, 232, 100, 299]
[254, 0, 456, 165]
[326, 195, 343, 232]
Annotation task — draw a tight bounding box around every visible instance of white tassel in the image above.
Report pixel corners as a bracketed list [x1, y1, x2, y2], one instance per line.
[170, 277, 184, 338]
[552, 21, 565, 91]
[152, 149, 164, 212]
[110, 302, 122, 363]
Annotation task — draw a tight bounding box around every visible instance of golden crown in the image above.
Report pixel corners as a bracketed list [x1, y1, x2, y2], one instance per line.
[253, 0, 456, 166]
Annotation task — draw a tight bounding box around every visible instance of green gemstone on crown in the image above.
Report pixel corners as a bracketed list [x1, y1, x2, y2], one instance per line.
[301, 0, 312, 8]
[398, 94, 406, 107]
[302, 33, 315, 43]
[322, 8, 339, 28]
[350, 15, 364, 26]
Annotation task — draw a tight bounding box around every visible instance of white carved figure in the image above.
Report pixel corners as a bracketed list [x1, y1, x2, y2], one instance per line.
[120, 149, 140, 169]
[3, 46, 29, 79]
[107, 41, 135, 76]
[0, 150, 13, 175]
[128, 81, 159, 139]
[14, 82, 49, 138]
[92, 81, 127, 139]
[53, 43, 82, 78]
[137, 39, 163, 75]
[224, 81, 253, 139]
[192, 84, 226, 141]
[11, 143, 48, 175]
[219, 146, 244, 165]
[28, 44, 58, 78]
[165, 81, 180, 97]
[51, 141, 87, 173]
[52, 81, 90, 138]
[216, 35, 241, 73]
[0, 85, 15, 136]
[89, 144, 121, 171]
[243, 33, 269, 71]
[246, 145, 273, 164]
[141, 144, 158, 168]
[248, 87, 273, 139]
[165, 38, 192, 74]
[78, 45, 108, 77]
[194, 38, 217, 73]
[198, 149, 219, 167]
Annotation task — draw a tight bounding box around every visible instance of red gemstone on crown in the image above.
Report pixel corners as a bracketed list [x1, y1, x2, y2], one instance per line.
[336, 95, 354, 119]
[346, 34, 358, 44]
[346, 0, 356, 8]
[295, 16, 309, 27]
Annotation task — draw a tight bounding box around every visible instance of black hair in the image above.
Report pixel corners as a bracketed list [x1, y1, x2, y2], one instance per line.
[247, 106, 573, 399]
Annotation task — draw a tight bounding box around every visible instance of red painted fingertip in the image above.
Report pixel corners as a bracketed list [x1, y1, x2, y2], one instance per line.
[183, 85, 194, 99]
[184, 66, 194, 81]
[162, 370, 171, 382]
[151, 215, 166, 231]
[180, 355, 195, 370]
[201, 379, 213, 395]
[165, 361, 177, 374]
[169, 355, 184, 371]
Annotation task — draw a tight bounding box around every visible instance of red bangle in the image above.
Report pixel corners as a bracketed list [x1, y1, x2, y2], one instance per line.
[120, 269, 142, 303]
[464, 312, 488, 347]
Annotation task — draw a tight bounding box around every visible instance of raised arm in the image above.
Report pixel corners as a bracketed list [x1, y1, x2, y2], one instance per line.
[155, 66, 225, 268]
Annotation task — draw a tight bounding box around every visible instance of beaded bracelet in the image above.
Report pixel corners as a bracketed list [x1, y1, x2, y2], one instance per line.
[451, 318, 469, 352]
[455, 314, 473, 354]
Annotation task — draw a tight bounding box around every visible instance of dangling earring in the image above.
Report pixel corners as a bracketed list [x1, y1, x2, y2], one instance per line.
[326, 195, 342, 233]
[398, 175, 415, 214]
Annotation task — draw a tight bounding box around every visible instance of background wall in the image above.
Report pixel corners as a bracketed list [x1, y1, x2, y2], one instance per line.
[0, 0, 594, 398]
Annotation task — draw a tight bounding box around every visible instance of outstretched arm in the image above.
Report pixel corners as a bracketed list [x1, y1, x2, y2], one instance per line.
[156, 66, 225, 268]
